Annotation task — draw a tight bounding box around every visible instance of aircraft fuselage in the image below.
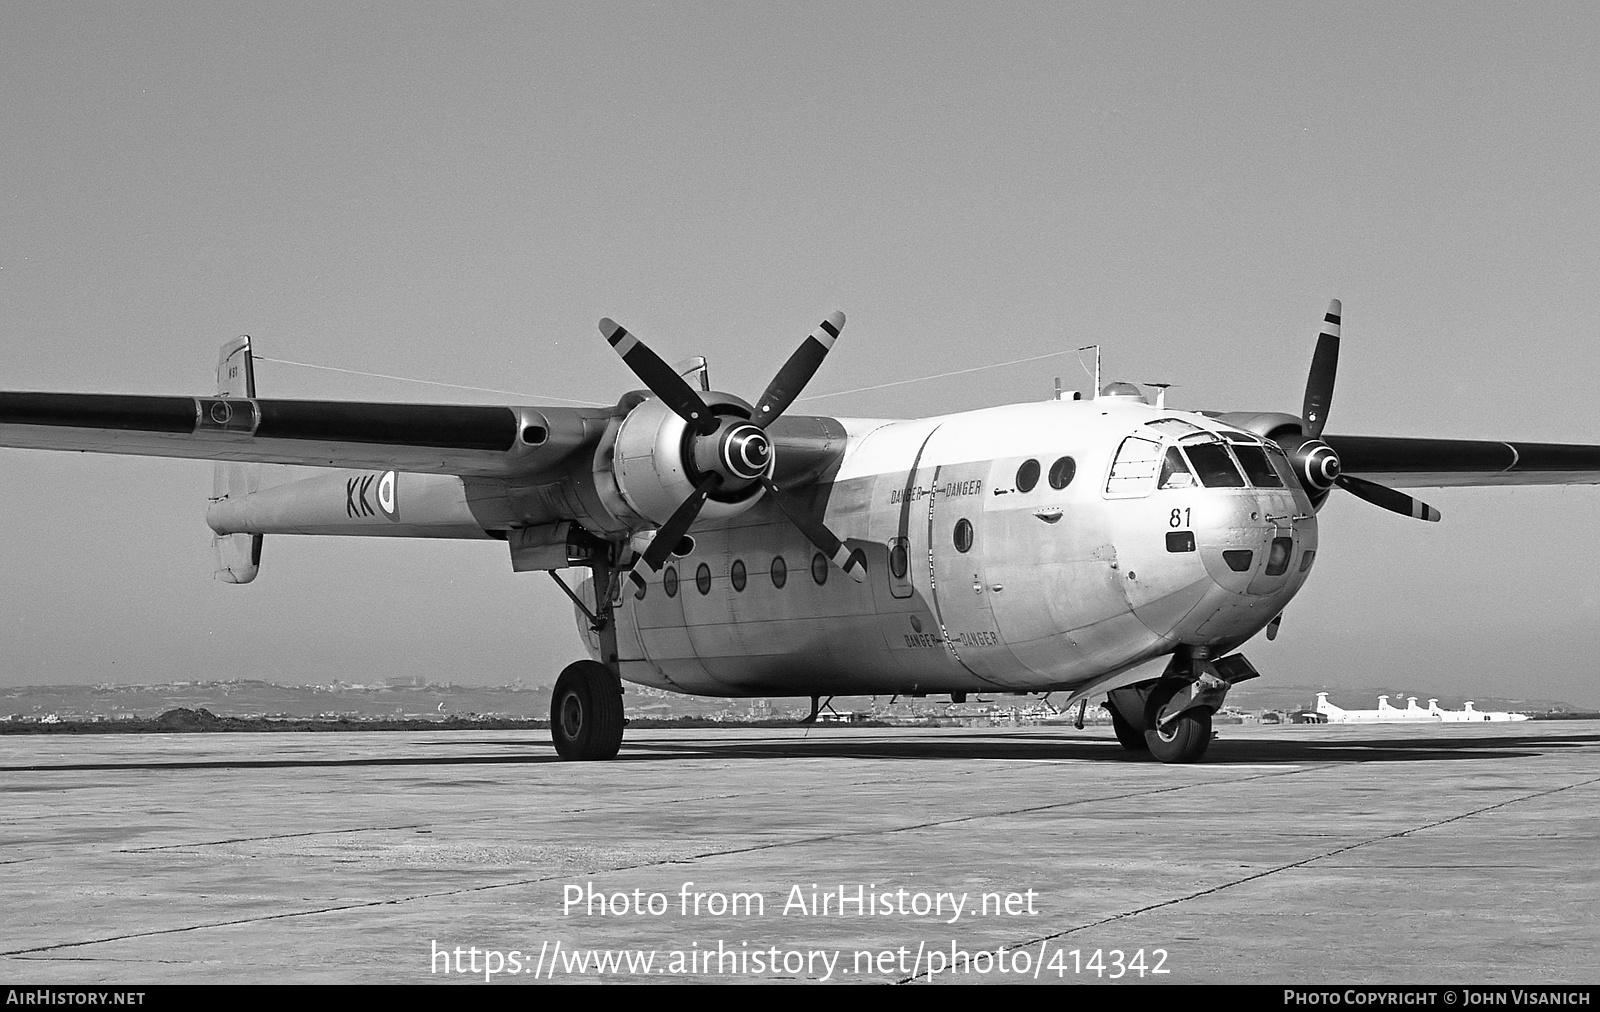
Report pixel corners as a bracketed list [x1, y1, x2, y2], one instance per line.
[592, 396, 1319, 698]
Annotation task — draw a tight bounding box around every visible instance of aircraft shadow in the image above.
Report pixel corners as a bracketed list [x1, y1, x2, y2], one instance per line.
[2, 729, 1587, 774]
[619, 731, 1551, 764]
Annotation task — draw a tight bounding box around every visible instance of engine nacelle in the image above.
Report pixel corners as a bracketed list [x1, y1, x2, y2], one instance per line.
[599, 392, 770, 528]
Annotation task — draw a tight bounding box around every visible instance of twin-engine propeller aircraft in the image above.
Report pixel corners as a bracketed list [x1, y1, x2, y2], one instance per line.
[5, 301, 1600, 763]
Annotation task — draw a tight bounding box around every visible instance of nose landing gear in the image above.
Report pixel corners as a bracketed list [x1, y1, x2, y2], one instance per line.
[1107, 704, 1149, 752]
[1142, 681, 1213, 764]
[1104, 650, 1258, 763]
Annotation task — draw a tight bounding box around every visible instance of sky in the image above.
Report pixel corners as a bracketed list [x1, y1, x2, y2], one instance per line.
[2, 3, 1598, 704]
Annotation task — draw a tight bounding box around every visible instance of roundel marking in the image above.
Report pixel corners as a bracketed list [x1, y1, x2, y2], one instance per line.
[377, 471, 398, 519]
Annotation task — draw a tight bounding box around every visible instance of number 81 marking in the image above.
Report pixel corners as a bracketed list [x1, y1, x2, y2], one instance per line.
[1169, 507, 1191, 528]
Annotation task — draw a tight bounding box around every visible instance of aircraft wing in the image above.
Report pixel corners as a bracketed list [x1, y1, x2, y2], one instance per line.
[0, 392, 613, 478]
[1326, 434, 1600, 488]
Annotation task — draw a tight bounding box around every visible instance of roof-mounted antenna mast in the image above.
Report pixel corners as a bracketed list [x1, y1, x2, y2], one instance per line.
[1079, 345, 1100, 400]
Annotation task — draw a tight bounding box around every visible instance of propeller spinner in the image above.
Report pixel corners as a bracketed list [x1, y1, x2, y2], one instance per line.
[601, 312, 865, 590]
[1284, 300, 1441, 523]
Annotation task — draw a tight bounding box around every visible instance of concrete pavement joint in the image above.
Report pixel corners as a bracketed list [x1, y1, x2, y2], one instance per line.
[897, 772, 1600, 983]
[0, 766, 1310, 959]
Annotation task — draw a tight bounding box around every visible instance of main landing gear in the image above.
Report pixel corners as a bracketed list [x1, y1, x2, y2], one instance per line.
[552, 660, 625, 760]
[547, 545, 627, 761]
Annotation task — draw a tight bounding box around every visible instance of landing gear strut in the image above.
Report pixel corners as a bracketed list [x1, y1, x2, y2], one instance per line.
[549, 543, 626, 760]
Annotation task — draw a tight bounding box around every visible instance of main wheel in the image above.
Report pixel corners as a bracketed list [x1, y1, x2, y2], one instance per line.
[551, 660, 625, 760]
[1144, 684, 1212, 763]
[1109, 705, 1148, 752]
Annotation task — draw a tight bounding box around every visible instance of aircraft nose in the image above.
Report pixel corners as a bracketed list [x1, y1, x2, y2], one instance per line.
[1197, 494, 1311, 597]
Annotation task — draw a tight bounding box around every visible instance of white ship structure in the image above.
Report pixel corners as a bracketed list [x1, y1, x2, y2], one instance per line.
[1314, 693, 1529, 723]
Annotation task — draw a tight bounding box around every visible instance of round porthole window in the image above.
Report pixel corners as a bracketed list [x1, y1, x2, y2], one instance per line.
[663, 566, 679, 598]
[731, 559, 747, 592]
[953, 518, 974, 553]
[811, 552, 829, 585]
[1048, 456, 1077, 489]
[696, 562, 712, 595]
[1015, 458, 1040, 493]
[771, 556, 787, 588]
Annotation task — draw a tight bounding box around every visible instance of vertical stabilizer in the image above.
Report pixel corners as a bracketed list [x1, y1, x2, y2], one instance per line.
[212, 336, 263, 584]
[216, 335, 256, 398]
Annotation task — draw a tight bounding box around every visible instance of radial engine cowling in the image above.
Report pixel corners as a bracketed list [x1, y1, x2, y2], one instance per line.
[602, 391, 771, 528]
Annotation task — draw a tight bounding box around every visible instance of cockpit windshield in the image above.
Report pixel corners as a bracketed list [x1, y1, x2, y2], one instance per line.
[1110, 421, 1295, 495]
[1180, 437, 1246, 487]
[1229, 442, 1284, 487]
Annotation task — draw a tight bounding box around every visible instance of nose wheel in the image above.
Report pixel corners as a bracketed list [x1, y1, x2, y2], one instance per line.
[1143, 683, 1212, 763]
[1108, 705, 1149, 752]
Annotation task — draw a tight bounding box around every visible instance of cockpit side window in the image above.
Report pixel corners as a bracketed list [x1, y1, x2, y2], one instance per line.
[1181, 440, 1246, 487]
[1158, 446, 1194, 489]
[1106, 436, 1163, 494]
[1231, 444, 1284, 487]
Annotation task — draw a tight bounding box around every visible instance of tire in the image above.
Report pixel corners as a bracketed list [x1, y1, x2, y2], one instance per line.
[1109, 705, 1148, 752]
[1144, 684, 1212, 763]
[551, 660, 625, 760]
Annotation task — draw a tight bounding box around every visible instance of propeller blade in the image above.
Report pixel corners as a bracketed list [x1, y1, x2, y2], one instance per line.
[599, 318, 719, 435]
[749, 311, 845, 429]
[760, 477, 866, 582]
[1302, 298, 1341, 438]
[625, 474, 720, 592]
[1336, 473, 1441, 522]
